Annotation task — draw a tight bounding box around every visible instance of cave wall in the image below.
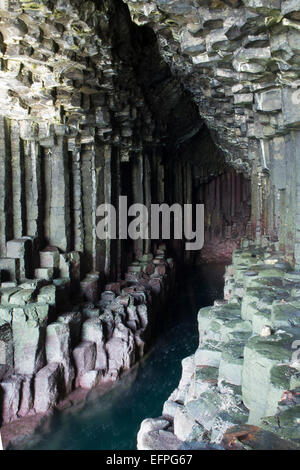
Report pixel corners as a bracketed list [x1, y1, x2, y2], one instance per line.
[0, 0, 299, 445]
[124, 0, 300, 268]
[0, 0, 204, 286]
[0, 0, 217, 434]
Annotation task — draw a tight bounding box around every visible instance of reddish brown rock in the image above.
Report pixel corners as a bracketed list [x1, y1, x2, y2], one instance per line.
[221, 425, 299, 450]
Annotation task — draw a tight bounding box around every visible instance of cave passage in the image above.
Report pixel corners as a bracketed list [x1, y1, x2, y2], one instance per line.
[19, 265, 225, 450]
[1, 0, 300, 452]
[0, 0, 254, 449]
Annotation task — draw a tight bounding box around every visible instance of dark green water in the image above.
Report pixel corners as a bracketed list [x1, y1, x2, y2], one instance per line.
[21, 264, 225, 451]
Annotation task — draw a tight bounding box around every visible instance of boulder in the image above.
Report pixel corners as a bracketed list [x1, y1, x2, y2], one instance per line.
[137, 418, 175, 451]
[221, 424, 299, 450]
[194, 341, 222, 367]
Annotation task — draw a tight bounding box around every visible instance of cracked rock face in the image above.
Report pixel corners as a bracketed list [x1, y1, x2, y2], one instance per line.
[0, 0, 300, 450]
[124, 0, 300, 165]
[125, 0, 300, 266]
[138, 245, 300, 450]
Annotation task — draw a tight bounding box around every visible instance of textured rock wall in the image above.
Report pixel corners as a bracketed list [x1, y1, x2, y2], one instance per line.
[0, 243, 176, 448]
[0, 0, 164, 278]
[0, 0, 191, 438]
[1, 0, 299, 449]
[137, 244, 300, 450]
[124, 0, 300, 267]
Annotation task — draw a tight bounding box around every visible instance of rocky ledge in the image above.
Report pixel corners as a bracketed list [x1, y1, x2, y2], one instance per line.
[137, 243, 300, 450]
[0, 242, 175, 449]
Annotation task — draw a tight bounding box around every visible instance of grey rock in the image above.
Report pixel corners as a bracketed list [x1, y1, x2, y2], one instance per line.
[34, 363, 64, 414]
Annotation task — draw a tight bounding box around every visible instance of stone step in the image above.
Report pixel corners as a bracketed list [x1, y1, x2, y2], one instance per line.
[242, 331, 297, 425]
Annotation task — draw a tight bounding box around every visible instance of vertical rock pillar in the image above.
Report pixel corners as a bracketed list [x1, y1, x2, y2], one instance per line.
[104, 144, 112, 278]
[49, 136, 70, 252]
[131, 151, 144, 259]
[293, 131, 300, 269]
[0, 117, 12, 256]
[11, 120, 25, 239]
[144, 153, 152, 254]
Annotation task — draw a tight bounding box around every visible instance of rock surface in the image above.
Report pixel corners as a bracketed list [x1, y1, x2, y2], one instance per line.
[124, 0, 300, 268]
[0, 0, 300, 452]
[137, 245, 300, 450]
[0, 243, 176, 448]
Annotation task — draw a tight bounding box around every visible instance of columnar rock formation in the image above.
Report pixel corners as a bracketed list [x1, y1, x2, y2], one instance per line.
[138, 245, 300, 450]
[123, 0, 300, 450]
[125, 0, 300, 267]
[0, 0, 299, 451]
[0, 0, 194, 440]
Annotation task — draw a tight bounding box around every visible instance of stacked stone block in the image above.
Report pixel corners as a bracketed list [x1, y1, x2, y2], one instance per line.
[137, 244, 300, 450]
[0, 244, 176, 449]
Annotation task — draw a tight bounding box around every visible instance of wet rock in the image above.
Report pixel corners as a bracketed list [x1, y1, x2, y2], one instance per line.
[218, 341, 245, 386]
[0, 375, 22, 424]
[163, 400, 184, 420]
[57, 311, 82, 349]
[18, 375, 34, 418]
[45, 322, 75, 394]
[12, 304, 49, 375]
[142, 247, 300, 449]
[173, 407, 197, 441]
[137, 418, 179, 451]
[81, 319, 107, 371]
[105, 324, 136, 379]
[185, 392, 222, 431]
[73, 341, 96, 387]
[242, 331, 294, 424]
[78, 370, 101, 390]
[221, 424, 299, 450]
[194, 341, 222, 367]
[34, 363, 64, 414]
[265, 365, 300, 416]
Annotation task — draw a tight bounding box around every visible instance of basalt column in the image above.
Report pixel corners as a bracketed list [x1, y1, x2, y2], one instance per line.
[125, 0, 300, 269]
